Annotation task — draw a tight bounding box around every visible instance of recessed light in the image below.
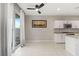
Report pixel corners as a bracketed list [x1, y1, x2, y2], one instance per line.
[57, 8, 61, 11]
[75, 7, 79, 9]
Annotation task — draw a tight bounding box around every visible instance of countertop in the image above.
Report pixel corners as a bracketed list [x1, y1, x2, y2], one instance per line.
[66, 34, 79, 39]
[54, 28, 79, 33]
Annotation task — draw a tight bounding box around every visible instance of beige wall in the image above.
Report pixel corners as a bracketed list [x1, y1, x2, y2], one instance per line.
[25, 15, 79, 43]
[25, 15, 55, 43]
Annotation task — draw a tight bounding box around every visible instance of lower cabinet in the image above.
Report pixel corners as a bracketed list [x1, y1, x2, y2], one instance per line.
[54, 33, 65, 43]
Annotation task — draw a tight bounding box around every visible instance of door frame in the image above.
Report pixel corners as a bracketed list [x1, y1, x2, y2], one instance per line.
[11, 7, 21, 53]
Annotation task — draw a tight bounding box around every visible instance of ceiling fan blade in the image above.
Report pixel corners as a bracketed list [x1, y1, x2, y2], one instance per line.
[27, 8, 35, 10]
[35, 5, 39, 8]
[38, 11, 41, 14]
[38, 3, 44, 8]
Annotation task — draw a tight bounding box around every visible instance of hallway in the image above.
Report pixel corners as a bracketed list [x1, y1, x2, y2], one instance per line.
[12, 42, 72, 56]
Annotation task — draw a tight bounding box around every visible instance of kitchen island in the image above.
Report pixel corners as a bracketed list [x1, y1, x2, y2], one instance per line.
[54, 28, 79, 44]
[65, 34, 79, 56]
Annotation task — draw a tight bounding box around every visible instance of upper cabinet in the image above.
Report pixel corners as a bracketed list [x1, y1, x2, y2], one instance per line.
[54, 20, 79, 28]
[71, 20, 79, 28]
[54, 20, 60, 28]
[54, 20, 66, 28]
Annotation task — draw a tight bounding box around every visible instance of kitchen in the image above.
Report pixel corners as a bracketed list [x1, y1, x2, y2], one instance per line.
[54, 17, 79, 55]
[1, 3, 79, 56]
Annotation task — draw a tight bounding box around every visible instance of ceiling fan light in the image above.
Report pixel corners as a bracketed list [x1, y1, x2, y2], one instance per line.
[36, 9, 39, 11]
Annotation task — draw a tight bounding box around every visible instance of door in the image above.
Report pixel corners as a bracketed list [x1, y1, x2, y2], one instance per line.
[12, 13, 21, 51]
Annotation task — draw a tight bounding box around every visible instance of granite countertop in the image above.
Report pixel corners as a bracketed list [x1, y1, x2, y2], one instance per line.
[54, 28, 79, 33]
[66, 34, 79, 39]
[54, 31, 79, 33]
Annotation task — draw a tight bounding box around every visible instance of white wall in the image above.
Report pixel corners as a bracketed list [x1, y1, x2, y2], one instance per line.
[25, 15, 79, 43]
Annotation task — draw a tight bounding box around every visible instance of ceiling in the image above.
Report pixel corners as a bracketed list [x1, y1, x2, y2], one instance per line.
[18, 3, 79, 15]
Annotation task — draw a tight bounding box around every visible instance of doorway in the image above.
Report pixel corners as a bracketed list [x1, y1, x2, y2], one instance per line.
[12, 13, 21, 52]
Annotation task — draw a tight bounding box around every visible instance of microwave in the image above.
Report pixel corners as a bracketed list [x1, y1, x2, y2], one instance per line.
[64, 24, 72, 29]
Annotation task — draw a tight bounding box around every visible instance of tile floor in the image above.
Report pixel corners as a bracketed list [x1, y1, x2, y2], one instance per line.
[12, 42, 72, 56]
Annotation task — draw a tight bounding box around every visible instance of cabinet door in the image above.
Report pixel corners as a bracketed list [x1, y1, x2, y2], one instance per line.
[54, 20, 64, 28]
[59, 21, 64, 28]
[71, 20, 79, 28]
[54, 34, 65, 43]
[54, 34, 61, 43]
[54, 21, 60, 28]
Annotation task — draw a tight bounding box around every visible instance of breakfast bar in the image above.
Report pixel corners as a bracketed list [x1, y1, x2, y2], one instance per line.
[65, 34, 79, 56]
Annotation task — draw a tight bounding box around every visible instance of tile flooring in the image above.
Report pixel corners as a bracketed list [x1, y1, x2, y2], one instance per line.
[12, 42, 72, 56]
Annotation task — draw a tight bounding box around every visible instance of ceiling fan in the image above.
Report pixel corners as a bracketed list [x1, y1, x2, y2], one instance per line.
[27, 3, 44, 14]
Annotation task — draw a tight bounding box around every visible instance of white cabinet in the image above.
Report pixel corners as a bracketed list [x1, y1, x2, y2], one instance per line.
[54, 20, 64, 28]
[54, 33, 65, 43]
[54, 20, 79, 29]
[59, 21, 64, 28]
[63, 20, 79, 28]
[54, 21, 60, 28]
[54, 20, 68, 28]
[71, 20, 79, 28]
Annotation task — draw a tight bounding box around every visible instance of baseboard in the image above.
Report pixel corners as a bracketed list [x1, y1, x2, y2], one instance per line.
[26, 40, 54, 43]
